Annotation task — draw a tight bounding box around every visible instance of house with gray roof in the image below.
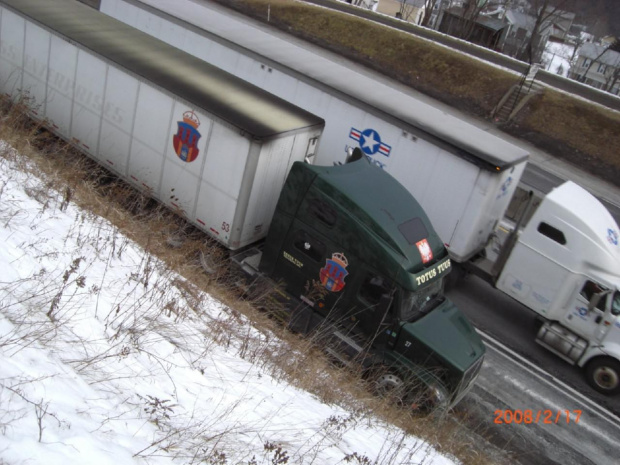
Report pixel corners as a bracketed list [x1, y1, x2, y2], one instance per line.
[569, 41, 620, 95]
[438, 6, 506, 50]
[378, 0, 427, 24]
[546, 8, 575, 41]
[499, 9, 552, 61]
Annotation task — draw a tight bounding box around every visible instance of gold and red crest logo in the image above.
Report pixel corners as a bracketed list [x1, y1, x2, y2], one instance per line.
[172, 110, 202, 163]
[319, 252, 349, 292]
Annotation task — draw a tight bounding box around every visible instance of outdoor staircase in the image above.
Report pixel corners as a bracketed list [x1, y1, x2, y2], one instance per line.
[493, 64, 544, 123]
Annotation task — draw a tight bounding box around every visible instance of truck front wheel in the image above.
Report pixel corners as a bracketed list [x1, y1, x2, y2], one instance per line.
[585, 357, 620, 395]
[372, 371, 406, 403]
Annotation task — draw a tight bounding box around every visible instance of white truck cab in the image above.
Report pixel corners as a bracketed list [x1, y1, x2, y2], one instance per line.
[495, 182, 620, 395]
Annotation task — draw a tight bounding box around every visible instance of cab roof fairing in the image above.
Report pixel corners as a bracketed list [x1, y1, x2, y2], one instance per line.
[303, 159, 449, 288]
[534, 181, 620, 289]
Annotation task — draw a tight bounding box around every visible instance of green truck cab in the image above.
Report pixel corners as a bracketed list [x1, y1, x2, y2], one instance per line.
[238, 157, 485, 409]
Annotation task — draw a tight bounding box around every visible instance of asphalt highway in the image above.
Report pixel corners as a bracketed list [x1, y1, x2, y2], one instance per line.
[449, 278, 620, 465]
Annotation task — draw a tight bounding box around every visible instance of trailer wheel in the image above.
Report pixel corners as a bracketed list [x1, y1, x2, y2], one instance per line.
[585, 357, 620, 395]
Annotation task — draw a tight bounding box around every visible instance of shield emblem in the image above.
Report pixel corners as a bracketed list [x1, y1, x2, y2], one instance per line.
[173, 111, 202, 163]
[320, 253, 349, 292]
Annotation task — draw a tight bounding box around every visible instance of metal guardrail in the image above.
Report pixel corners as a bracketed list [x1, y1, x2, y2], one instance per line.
[308, 0, 620, 112]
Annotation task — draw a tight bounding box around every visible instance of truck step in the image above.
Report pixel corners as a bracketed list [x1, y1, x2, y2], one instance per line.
[231, 247, 263, 276]
[331, 330, 365, 354]
[318, 328, 369, 366]
[324, 347, 355, 367]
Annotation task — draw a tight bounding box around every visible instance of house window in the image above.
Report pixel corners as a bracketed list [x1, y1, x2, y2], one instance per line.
[597, 63, 607, 74]
[537, 222, 566, 245]
[582, 58, 591, 68]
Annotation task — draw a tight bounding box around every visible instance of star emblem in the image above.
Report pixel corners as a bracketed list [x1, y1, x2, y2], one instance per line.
[360, 129, 381, 155]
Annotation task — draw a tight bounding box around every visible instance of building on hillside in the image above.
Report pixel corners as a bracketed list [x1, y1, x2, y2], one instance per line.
[378, 0, 426, 24]
[548, 9, 575, 41]
[433, 2, 552, 60]
[343, 0, 380, 12]
[601, 35, 619, 47]
[427, 0, 453, 29]
[568, 41, 620, 95]
[500, 9, 552, 62]
[437, 6, 506, 50]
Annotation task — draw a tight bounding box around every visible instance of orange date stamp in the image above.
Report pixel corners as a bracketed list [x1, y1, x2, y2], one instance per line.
[494, 409, 582, 424]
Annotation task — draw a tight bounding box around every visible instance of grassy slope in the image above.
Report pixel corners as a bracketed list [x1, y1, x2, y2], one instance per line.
[215, 0, 620, 186]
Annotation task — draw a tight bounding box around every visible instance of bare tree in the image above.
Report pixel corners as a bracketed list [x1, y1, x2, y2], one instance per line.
[419, 0, 440, 27]
[604, 66, 620, 93]
[460, 1, 489, 41]
[516, 0, 575, 64]
[395, 0, 421, 22]
[569, 33, 587, 65]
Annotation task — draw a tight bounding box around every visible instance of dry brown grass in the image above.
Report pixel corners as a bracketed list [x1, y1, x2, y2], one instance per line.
[510, 89, 620, 181]
[228, 0, 515, 115]
[215, 0, 620, 186]
[0, 97, 514, 464]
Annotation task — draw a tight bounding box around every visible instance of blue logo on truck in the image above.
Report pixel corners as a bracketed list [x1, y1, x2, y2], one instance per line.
[173, 111, 202, 163]
[349, 128, 391, 157]
[497, 176, 513, 199]
[608, 228, 618, 246]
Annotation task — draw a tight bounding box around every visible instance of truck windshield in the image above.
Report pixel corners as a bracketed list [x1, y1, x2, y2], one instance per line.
[400, 279, 444, 322]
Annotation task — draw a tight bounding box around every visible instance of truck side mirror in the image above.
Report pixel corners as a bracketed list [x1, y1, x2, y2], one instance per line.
[345, 147, 364, 164]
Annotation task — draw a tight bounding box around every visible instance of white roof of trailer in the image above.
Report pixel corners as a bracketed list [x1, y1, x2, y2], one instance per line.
[1, 0, 324, 139]
[112, 0, 530, 171]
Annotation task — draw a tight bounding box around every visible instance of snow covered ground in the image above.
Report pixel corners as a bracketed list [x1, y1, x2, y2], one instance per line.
[0, 143, 457, 464]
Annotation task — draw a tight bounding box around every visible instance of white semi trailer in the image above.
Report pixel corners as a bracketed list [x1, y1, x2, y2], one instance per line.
[99, 0, 530, 264]
[0, 0, 323, 251]
[97, 0, 620, 395]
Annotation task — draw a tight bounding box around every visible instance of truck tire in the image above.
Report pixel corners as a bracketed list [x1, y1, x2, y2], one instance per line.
[585, 357, 620, 395]
[368, 368, 406, 404]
